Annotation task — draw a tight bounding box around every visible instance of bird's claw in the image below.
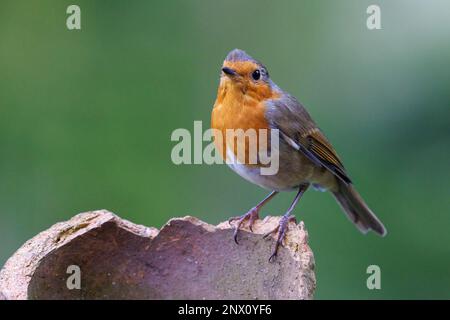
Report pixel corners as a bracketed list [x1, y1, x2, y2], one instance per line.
[264, 215, 297, 262]
[228, 207, 260, 244]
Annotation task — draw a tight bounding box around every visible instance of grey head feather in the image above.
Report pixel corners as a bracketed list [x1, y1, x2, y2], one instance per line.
[225, 48, 270, 79]
[225, 49, 259, 63]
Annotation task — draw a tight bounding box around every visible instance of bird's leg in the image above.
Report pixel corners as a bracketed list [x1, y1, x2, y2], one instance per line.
[263, 184, 309, 262]
[229, 190, 278, 244]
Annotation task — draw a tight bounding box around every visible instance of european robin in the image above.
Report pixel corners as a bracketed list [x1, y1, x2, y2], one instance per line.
[211, 49, 386, 261]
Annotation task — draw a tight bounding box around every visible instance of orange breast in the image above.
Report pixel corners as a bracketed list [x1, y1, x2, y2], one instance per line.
[211, 82, 278, 165]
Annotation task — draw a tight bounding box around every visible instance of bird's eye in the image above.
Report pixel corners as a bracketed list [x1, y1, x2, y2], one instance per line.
[251, 69, 261, 81]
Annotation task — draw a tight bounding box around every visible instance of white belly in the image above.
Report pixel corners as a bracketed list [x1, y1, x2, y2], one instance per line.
[226, 147, 297, 191]
[226, 147, 265, 186]
[225, 142, 332, 192]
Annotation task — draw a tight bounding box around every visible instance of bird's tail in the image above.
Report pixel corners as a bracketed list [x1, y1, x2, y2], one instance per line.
[332, 180, 387, 236]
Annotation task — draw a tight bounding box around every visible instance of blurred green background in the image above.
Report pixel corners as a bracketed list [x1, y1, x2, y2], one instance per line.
[1, 0, 449, 299]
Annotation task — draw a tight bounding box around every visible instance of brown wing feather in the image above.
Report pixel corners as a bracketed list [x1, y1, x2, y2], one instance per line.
[302, 129, 351, 184]
[266, 94, 352, 184]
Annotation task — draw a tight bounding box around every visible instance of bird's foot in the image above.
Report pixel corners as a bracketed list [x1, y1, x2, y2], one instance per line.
[228, 207, 260, 244]
[263, 215, 297, 262]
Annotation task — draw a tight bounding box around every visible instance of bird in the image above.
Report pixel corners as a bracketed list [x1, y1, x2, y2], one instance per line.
[211, 49, 386, 261]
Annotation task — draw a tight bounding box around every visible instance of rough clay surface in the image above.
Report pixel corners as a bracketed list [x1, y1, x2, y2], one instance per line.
[0, 210, 316, 300]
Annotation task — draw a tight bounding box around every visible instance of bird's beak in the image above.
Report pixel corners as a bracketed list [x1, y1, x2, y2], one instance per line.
[222, 67, 238, 78]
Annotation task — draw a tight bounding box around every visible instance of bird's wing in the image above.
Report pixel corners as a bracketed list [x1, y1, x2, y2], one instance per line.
[266, 94, 352, 184]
